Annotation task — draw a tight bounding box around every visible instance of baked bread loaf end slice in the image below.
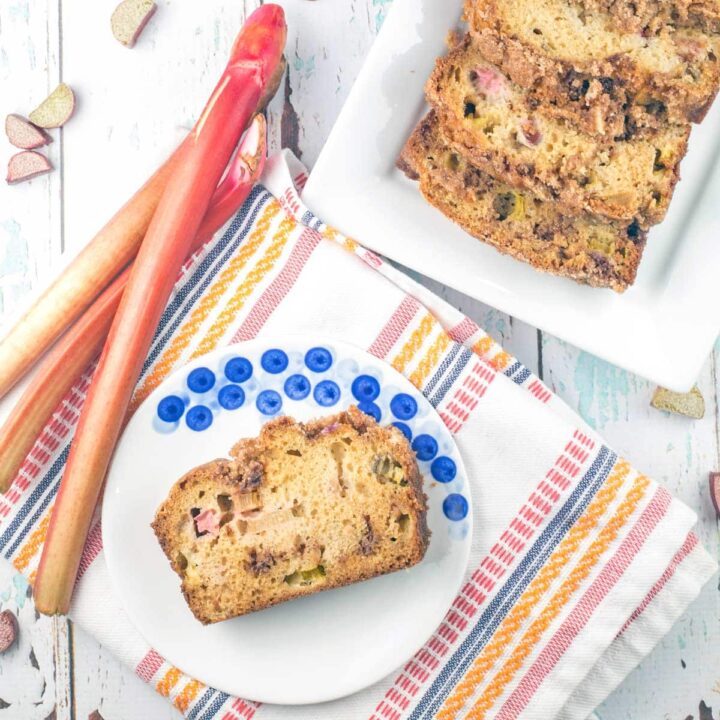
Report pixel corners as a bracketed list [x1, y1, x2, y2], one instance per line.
[152, 407, 430, 624]
[399, 113, 646, 292]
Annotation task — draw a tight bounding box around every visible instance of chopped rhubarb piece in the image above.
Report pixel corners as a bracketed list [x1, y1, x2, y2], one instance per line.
[651, 386, 705, 419]
[5, 114, 52, 149]
[0, 610, 18, 653]
[470, 65, 508, 102]
[709, 473, 720, 517]
[6, 151, 52, 184]
[111, 0, 157, 48]
[194, 509, 220, 536]
[518, 117, 542, 147]
[29, 83, 76, 129]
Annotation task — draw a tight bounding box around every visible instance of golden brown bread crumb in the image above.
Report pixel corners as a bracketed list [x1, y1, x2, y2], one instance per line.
[399, 112, 646, 291]
[152, 407, 429, 624]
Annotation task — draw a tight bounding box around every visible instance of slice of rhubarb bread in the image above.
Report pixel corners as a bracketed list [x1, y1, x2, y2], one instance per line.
[426, 34, 690, 225]
[464, 0, 720, 133]
[152, 406, 430, 624]
[398, 112, 646, 292]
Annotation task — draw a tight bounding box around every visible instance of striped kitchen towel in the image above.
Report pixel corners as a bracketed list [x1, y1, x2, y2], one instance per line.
[0, 150, 715, 720]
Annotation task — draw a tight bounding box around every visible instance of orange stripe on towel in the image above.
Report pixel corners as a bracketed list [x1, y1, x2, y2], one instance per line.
[323, 225, 357, 253]
[488, 350, 512, 372]
[467, 471, 650, 720]
[130, 201, 281, 411]
[156, 667, 183, 697]
[471, 336, 495, 360]
[191, 214, 297, 359]
[13, 506, 53, 573]
[392, 314, 436, 376]
[409, 331, 451, 389]
[174, 679, 205, 712]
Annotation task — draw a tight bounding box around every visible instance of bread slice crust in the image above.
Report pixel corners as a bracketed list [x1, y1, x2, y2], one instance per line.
[399, 112, 646, 291]
[152, 407, 430, 624]
[464, 0, 720, 132]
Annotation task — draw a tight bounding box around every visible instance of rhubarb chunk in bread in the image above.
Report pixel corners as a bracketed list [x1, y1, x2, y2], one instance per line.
[426, 35, 690, 225]
[399, 113, 646, 291]
[465, 0, 720, 133]
[152, 407, 430, 624]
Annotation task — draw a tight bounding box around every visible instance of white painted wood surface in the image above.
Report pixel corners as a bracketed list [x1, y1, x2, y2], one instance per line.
[0, 1, 718, 718]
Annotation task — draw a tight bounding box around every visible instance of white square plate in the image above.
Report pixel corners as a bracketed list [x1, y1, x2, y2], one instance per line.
[302, 0, 720, 392]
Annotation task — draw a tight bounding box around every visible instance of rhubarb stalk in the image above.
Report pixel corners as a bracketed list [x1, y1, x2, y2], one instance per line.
[0, 146, 184, 400]
[0, 115, 266, 494]
[0, 58, 284, 401]
[0, 141, 186, 397]
[33, 5, 286, 616]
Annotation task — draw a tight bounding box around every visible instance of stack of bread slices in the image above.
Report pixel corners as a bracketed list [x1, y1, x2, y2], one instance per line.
[399, 0, 720, 291]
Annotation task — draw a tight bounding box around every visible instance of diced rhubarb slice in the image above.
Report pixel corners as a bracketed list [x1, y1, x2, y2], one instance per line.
[0, 610, 18, 653]
[111, 0, 157, 48]
[194, 509, 220, 536]
[29, 83, 76, 129]
[6, 151, 52, 184]
[709, 472, 720, 517]
[651, 386, 705, 419]
[5, 114, 52, 149]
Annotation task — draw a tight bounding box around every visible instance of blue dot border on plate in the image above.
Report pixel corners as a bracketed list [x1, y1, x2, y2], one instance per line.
[151, 341, 469, 540]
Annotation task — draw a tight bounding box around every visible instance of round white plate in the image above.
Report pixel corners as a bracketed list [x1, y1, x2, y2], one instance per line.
[102, 337, 472, 705]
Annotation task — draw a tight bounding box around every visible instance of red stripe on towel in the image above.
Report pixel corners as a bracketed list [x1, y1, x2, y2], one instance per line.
[367, 296, 421, 360]
[620, 532, 698, 633]
[231, 227, 322, 342]
[496, 488, 671, 719]
[369, 429, 592, 720]
[136, 649, 165, 683]
[76, 521, 103, 581]
[449, 317, 481, 345]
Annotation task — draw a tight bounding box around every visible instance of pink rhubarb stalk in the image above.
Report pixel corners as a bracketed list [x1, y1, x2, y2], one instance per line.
[0, 59, 285, 403]
[0, 145, 186, 400]
[0, 115, 266, 494]
[33, 5, 285, 616]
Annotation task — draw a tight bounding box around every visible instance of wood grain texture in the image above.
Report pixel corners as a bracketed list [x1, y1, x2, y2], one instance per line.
[0, 0, 62, 327]
[0, 1, 718, 718]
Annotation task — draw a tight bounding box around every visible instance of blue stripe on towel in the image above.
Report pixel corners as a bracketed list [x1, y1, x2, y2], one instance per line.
[411, 446, 617, 719]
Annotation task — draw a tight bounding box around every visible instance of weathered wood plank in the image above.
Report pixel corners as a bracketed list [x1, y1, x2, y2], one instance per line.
[71, 622, 179, 720]
[0, 1, 69, 718]
[52, 618, 72, 720]
[541, 334, 720, 718]
[0, 0, 63, 327]
[0, 563, 57, 719]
